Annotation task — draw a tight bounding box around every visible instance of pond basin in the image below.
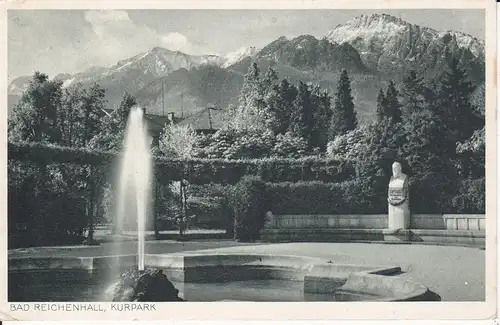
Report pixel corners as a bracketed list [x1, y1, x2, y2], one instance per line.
[8, 253, 437, 302]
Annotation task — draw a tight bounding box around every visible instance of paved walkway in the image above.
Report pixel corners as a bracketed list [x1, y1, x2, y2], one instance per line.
[9, 241, 485, 302]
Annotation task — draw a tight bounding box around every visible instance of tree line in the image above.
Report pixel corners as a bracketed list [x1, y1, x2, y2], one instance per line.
[7, 48, 486, 247]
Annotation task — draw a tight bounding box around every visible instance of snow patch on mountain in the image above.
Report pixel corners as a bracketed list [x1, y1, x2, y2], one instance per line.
[221, 46, 259, 68]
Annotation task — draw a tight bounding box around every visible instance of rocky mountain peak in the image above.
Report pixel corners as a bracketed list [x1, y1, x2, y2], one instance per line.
[341, 13, 409, 30]
[326, 13, 484, 78]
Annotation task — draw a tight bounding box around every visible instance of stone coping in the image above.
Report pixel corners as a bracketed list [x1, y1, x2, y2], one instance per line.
[340, 273, 432, 302]
[261, 228, 485, 248]
[8, 252, 438, 302]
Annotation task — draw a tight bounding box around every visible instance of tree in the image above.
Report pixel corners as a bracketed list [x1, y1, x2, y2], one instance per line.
[384, 80, 402, 123]
[89, 92, 137, 151]
[7, 73, 105, 246]
[400, 70, 425, 116]
[269, 78, 298, 134]
[226, 63, 273, 131]
[261, 67, 279, 97]
[401, 109, 454, 177]
[400, 108, 458, 213]
[436, 52, 481, 143]
[238, 62, 261, 109]
[375, 89, 386, 123]
[79, 83, 106, 147]
[310, 85, 333, 151]
[158, 123, 201, 238]
[9, 72, 63, 144]
[158, 124, 199, 159]
[60, 86, 85, 147]
[290, 81, 314, 148]
[471, 83, 485, 117]
[356, 119, 404, 179]
[326, 125, 370, 163]
[457, 127, 485, 178]
[329, 69, 357, 140]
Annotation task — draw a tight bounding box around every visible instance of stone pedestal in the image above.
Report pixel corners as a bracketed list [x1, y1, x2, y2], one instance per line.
[388, 201, 410, 230]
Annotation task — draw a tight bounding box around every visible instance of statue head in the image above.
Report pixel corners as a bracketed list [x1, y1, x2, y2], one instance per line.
[392, 162, 403, 178]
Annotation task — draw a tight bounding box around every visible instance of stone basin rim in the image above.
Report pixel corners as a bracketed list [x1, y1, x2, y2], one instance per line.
[9, 252, 395, 273]
[8, 252, 438, 302]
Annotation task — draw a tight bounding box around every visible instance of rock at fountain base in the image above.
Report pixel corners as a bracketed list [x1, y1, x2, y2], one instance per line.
[111, 269, 185, 302]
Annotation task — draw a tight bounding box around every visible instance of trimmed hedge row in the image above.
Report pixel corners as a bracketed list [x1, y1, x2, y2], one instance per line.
[267, 179, 385, 215]
[266, 177, 486, 215]
[8, 141, 355, 184]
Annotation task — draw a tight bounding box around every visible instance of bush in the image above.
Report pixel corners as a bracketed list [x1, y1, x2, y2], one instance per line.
[8, 161, 91, 248]
[326, 126, 370, 162]
[451, 178, 485, 214]
[231, 176, 268, 241]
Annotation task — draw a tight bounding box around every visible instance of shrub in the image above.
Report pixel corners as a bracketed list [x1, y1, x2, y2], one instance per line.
[451, 177, 485, 214]
[231, 176, 268, 241]
[271, 132, 308, 158]
[8, 161, 90, 248]
[326, 126, 370, 162]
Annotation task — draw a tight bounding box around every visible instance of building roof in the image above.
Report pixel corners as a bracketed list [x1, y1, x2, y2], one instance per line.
[144, 114, 180, 135]
[176, 107, 223, 130]
[103, 106, 221, 136]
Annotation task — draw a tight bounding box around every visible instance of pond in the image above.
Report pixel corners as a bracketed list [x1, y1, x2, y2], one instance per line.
[9, 270, 380, 302]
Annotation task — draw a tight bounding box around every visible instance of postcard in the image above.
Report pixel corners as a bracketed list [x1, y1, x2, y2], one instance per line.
[0, 0, 497, 321]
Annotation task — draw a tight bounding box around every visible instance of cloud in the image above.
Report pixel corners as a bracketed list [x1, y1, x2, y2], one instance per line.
[160, 32, 194, 53]
[81, 10, 200, 69]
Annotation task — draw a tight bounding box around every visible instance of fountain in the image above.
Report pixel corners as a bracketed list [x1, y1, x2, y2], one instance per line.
[109, 107, 183, 302]
[114, 107, 152, 271]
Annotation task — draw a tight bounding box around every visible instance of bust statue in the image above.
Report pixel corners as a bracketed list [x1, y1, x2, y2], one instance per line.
[387, 161, 410, 230]
[387, 162, 409, 206]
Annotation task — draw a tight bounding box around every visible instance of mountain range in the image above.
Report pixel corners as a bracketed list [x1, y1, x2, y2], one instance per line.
[8, 13, 485, 124]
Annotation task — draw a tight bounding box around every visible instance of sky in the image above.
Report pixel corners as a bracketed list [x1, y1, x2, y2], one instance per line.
[8, 9, 485, 82]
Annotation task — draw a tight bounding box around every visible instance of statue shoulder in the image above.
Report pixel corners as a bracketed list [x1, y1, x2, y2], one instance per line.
[401, 173, 409, 185]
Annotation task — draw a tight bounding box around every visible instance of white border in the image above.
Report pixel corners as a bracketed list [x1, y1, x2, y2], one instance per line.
[0, 0, 496, 321]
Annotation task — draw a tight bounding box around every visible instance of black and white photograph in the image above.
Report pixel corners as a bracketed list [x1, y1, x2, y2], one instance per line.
[2, 0, 497, 321]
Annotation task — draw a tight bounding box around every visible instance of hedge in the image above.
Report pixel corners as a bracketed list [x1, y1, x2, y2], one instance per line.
[8, 141, 355, 184]
[266, 177, 486, 215]
[267, 179, 386, 215]
[231, 176, 268, 241]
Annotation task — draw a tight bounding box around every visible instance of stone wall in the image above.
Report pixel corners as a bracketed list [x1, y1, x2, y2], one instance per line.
[264, 213, 485, 231]
[261, 213, 486, 247]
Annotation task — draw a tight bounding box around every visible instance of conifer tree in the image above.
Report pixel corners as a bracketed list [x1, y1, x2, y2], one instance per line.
[290, 82, 314, 147]
[329, 69, 357, 140]
[401, 70, 425, 115]
[375, 88, 386, 123]
[238, 62, 261, 109]
[310, 85, 332, 151]
[436, 53, 481, 143]
[384, 80, 402, 123]
[271, 78, 298, 134]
